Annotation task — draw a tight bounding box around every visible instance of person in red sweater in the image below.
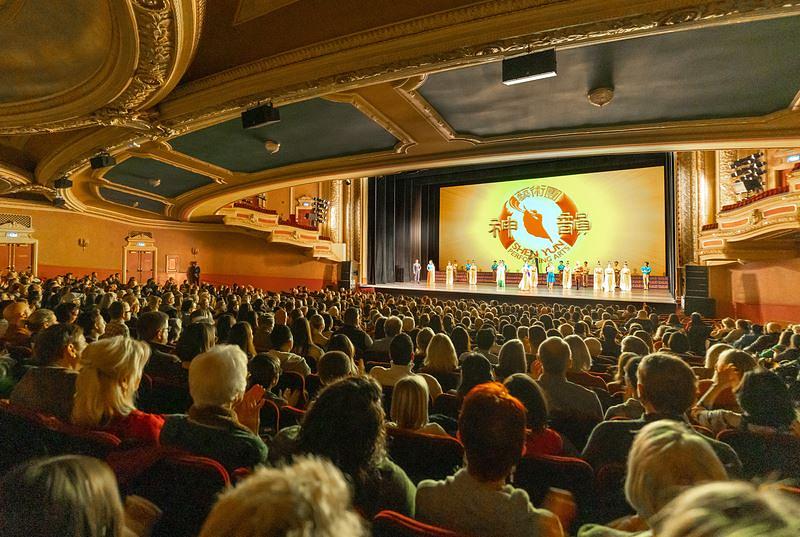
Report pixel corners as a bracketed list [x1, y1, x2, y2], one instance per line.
[504, 373, 564, 456]
[71, 336, 164, 445]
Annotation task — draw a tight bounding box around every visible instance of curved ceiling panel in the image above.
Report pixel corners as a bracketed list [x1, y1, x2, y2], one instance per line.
[169, 98, 398, 173]
[104, 157, 215, 197]
[419, 16, 800, 138]
[0, 0, 112, 103]
[99, 186, 167, 214]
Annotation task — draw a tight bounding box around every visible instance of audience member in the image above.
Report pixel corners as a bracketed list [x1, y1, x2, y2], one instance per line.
[504, 373, 563, 456]
[389, 375, 448, 436]
[535, 337, 602, 421]
[266, 324, 311, 376]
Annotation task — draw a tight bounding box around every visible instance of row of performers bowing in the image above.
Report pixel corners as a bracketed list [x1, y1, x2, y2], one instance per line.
[414, 259, 653, 291]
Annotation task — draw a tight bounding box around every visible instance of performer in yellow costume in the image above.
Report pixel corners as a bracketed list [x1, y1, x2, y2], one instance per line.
[445, 261, 454, 287]
[426, 260, 436, 286]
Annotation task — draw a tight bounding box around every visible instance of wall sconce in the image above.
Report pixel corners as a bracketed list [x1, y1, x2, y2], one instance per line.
[77, 238, 89, 251]
[191, 247, 199, 257]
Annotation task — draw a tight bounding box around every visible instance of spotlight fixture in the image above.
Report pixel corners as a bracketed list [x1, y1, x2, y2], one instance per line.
[53, 196, 67, 208]
[588, 87, 614, 107]
[89, 151, 116, 169]
[54, 176, 73, 189]
[264, 140, 281, 154]
[730, 152, 766, 194]
[502, 48, 557, 86]
[242, 102, 280, 129]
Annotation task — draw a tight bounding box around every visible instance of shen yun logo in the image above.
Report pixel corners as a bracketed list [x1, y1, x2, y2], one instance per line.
[488, 184, 591, 261]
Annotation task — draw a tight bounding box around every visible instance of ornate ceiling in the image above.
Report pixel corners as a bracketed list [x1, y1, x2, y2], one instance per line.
[1, 0, 800, 225]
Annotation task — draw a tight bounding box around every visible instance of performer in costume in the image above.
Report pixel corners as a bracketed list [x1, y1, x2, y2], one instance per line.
[546, 261, 556, 290]
[613, 261, 621, 290]
[496, 260, 506, 288]
[573, 261, 582, 290]
[581, 261, 590, 289]
[468, 261, 478, 286]
[593, 261, 603, 291]
[562, 261, 572, 289]
[412, 259, 421, 284]
[531, 259, 538, 288]
[518, 262, 531, 291]
[619, 261, 632, 291]
[602, 262, 616, 292]
[641, 261, 652, 290]
[445, 261, 454, 287]
[491, 260, 499, 274]
[557, 260, 565, 274]
[426, 260, 435, 286]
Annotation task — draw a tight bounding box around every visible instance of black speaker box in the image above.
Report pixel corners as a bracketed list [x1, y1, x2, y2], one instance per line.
[683, 296, 716, 318]
[89, 154, 116, 169]
[684, 265, 709, 297]
[241, 105, 280, 129]
[395, 266, 404, 282]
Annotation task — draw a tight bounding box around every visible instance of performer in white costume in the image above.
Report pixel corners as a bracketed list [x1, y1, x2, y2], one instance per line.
[518, 262, 531, 291]
[412, 259, 421, 284]
[562, 261, 572, 289]
[445, 261, 455, 287]
[496, 260, 507, 288]
[468, 261, 478, 286]
[426, 260, 436, 286]
[531, 260, 538, 288]
[593, 261, 603, 291]
[619, 261, 632, 291]
[602, 262, 615, 292]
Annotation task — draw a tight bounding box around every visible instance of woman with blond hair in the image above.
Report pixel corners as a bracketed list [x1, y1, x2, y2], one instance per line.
[71, 336, 164, 445]
[389, 376, 448, 436]
[420, 333, 460, 391]
[495, 338, 527, 380]
[565, 334, 592, 372]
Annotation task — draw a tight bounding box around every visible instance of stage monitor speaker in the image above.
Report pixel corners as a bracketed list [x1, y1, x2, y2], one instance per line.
[339, 261, 354, 289]
[684, 265, 709, 297]
[395, 266, 404, 282]
[682, 296, 716, 318]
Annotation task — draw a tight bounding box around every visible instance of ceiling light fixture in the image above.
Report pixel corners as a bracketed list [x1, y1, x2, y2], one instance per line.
[264, 140, 281, 154]
[502, 48, 557, 86]
[588, 87, 614, 107]
[147, 178, 161, 188]
[242, 102, 280, 129]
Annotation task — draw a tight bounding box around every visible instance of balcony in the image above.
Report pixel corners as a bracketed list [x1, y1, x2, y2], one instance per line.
[218, 203, 345, 262]
[698, 170, 800, 264]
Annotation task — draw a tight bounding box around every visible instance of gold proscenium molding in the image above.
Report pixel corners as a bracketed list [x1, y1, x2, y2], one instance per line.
[0, 0, 203, 135]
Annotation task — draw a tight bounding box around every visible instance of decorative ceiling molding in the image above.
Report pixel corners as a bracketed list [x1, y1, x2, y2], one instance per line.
[0, 0, 203, 135]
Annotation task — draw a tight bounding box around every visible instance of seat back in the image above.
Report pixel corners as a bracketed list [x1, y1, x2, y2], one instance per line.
[279, 405, 305, 428]
[305, 373, 323, 400]
[566, 371, 607, 390]
[385, 428, 463, 484]
[373, 510, 467, 537]
[275, 371, 307, 409]
[717, 429, 800, 480]
[137, 374, 192, 414]
[431, 393, 459, 419]
[549, 415, 599, 452]
[259, 398, 280, 436]
[594, 463, 634, 522]
[126, 452, 230, 537]
[364, 349, 391, 363]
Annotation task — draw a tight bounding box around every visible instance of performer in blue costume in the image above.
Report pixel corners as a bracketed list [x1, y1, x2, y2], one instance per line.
[546, 261, 556, 290]
[641, 261, 652, 290]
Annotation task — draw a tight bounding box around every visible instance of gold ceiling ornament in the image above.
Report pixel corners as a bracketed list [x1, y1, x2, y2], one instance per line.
[0, 183, 58, 200]
[588, 87, 614, 107]
[0, 0, 203, 135]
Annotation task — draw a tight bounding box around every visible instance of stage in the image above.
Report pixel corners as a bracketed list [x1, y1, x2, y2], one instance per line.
[365, 281, 677, 313]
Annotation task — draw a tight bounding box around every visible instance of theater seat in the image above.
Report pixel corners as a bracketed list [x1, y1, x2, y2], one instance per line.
[594, 463, 634, 522]
[385, 427, 464, 484]
[275, 371, 307, 409]
[305, 373, 323, 400]
[125, 452, 231, 537]
[279, 405, 305, 428]
[432, 393, 459, 419]
[549, 415, 600, 452]
[259, 398, 280, 437]
[513, 454, 594, 505]
[717, 429, 800, 480]
[373, 510, 468, 537]
[137, 374, 192, 415]
[566, 371, 608, 390]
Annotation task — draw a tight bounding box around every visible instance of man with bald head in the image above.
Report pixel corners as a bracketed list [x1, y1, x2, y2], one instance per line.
[1, 301, 31, 347]
[534, 336, 602, 421]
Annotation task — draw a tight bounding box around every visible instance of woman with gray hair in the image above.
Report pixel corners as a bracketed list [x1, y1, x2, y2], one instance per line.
[160, 344, 268, 471]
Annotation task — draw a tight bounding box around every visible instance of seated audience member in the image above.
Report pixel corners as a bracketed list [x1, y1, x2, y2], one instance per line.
[535, 337, 603, 421]
[474, 328, 499, 364]
[309, 314, 329, 348]
[174, 321, 215, 364]
[290, 316, 324, 361]
[102, 301, 130, 339]
[370, 333, 443, 400]
[504, 373, 563, 456]
[160, 345, 268, 471]
[581, 353, 741, 476]
[227, 321, 256, 359]
[414, 327, 435, 366]
[296, 376, 415, 517]
[451, 325, 471, 357]
[496, 338, 528, 380]
[0, 455, 160, 537]
[333, 307, 373, 355]
[699, 342, 733, 378]
[328, 332, 356, 359]
[248, 352, 289, 408]
[565, 335, 593, 373]
[600, 323, 621, 358]
[71, 336, 163, 445]
[744, 321, 782, 354]
[733, 323, 762, 350]
[389, 375, 448, 436]
[253, 313, 274, 352]
[420, 332, 460, 390]
[694, 349, 757, 413]
[579, 420, 728, 537]
[266, 324, 311, 376]
[652, 481, 800, 537]
[722, 319, 749, 345]
[317, 350, 356, 386]
[774, 332, 800, 362]
[75, 307, 106, 343]
[25, 308, 56, 338]
[604, 356, 644, 420]
[456, 352, 494, 405]
[369, 315, 402, 355]
[198, 456, 366, 537]
[691, 368, 797, 436]
[686, 312, 712, 354]
[619, 335, 649, 357]
[416, 382, 564, 537]
[1, 301, 31, 347]
[136, 311, 184, 380]
[54, 301, 79, 324]
[10, 324, 85, 420]
[710, 317, 736, 340]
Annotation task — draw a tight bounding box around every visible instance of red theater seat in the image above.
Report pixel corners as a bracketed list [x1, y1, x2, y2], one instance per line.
[432, 392, 460, 419]
[513, 454, 594, 509]
[717, 429, 800, 480]
[373, 510, 468, 537]
[385, 427, 464, 484]
[279, 405, 305, 428]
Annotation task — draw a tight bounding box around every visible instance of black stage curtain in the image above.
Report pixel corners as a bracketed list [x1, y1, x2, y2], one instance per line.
[368, 153, 676, 293]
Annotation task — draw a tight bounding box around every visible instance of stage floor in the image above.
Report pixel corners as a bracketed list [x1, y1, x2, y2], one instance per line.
[366, 281, 676, 309]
